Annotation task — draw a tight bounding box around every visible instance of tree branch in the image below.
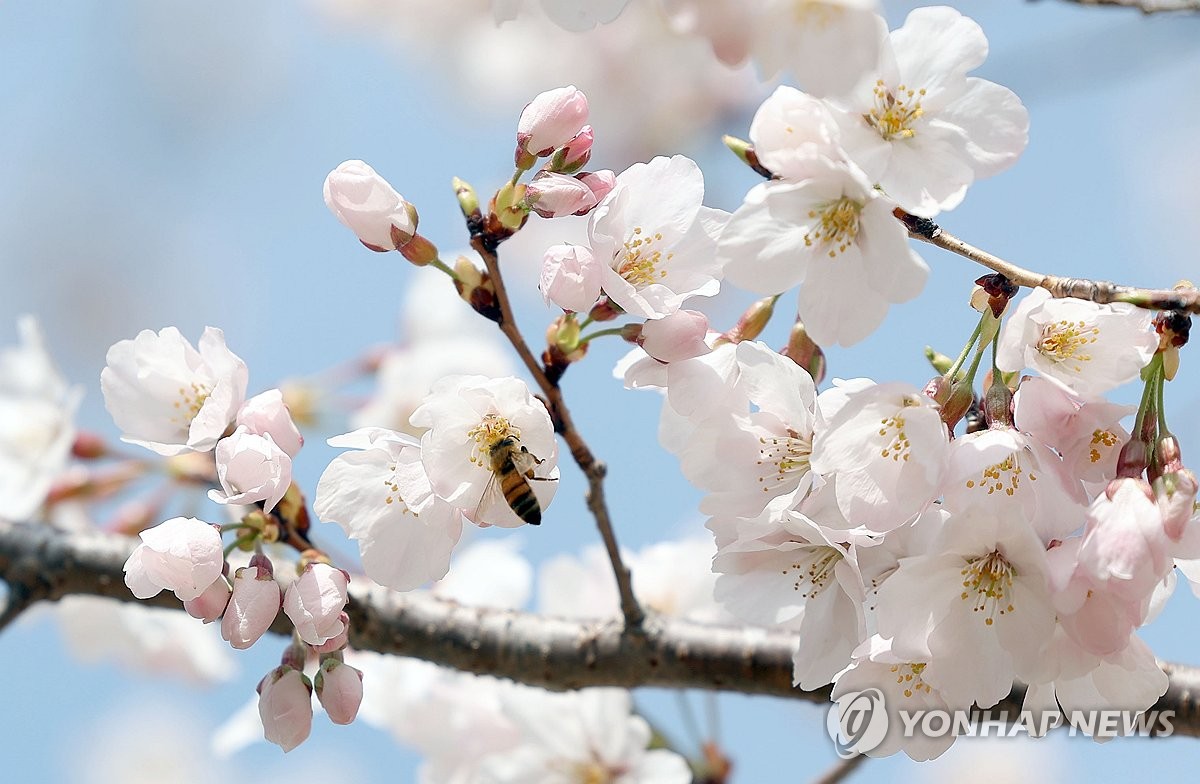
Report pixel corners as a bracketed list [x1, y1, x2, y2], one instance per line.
[6, 519, 1200, 740]
[1053, 0, 1200, 13]
[469, 234, 644, 630]
[895, 209, 1200, 314]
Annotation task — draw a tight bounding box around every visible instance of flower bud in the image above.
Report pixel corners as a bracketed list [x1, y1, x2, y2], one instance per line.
[576, 170, 615, 208]
[1116, 437, 1150, 479]
[236, 389, 303, 458]
[207, 426, 293, 513]
[283, 563, 350, 646]
[454, 257, 501, 323]
[398, 233, 440, 267]
[311, 613, 350, 654]
[222, 555, 281, 650]
[983, 377, 1014, 427]
[1155, 468, 1197, 541]
[546, 314, 583, 358]
[184, 575, 232, 623]
[924, 346, 954, 376]
[315, 658, 364, 726]
[526, 172, 596, 218]
[554, 125, 594, 173]
[1157, 435, 1184, 474]
[122, 517, 224, 602]
[782, 319, 825, 385]
[493, 181, 530, 232]
[515, 86, 589, 163]
[940, 378, 976, 429]
[452, 176, 481, 222]
[637, 311, 711, 363]
[71, 431, 108, 460]
[587, 297, 621, 323]
[323, 160, 417, 251]
[257, 666, 313, 752]
[540, 244, 602, 313]
[719, 296, 776, 345]
[722, 134, 772, 178]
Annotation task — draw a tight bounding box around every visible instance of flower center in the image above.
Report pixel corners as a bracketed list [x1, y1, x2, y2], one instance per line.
[172, 381, 211, 426]
[964, 453, 1038, 497]
[466, 413, 520, 467]
[890, 662, 934, 699]
[617, 226, 672, 288]
[570, 761, 616, 784]
[785, 545, 844, 599]
[1037, 319, 1100, 372]
[876, 414, 911, 463]
[793, 0, 843, 27]
[960, 550, 1017, 626]
[756, 429, 813, 494]
[1089, 429, 1120, 464]
[804, 197, 862, 259]
[865, 80, 926, 140]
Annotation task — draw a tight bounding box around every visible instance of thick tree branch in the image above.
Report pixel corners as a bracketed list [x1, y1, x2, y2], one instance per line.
[1054, 0, 1200, 12]
[469, 233, 644, 630]
[5, 519, 1200, 740]
[895, 209, 1200, 314]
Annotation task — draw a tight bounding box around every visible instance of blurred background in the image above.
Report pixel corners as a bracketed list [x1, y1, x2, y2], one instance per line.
[2, 0, 1199, 780]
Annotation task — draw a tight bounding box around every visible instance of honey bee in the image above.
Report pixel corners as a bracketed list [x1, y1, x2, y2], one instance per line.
[484, 434, 550, 526]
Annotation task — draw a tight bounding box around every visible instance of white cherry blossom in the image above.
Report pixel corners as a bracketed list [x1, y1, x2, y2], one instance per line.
[587, 155, 728, 319]
[826, 6, 1029, 216]
[235, 388, 303, 458]
[719, 158, 928, 347]
[101, 326, 248, 456]
[283, 563, 350, 646]
[941, 426, 1088, 541]
[996, 288, 1158, 398]
[875, 505, 1056, 708]
[123, 516, 224, 602]
[809, 380, 948, 533]
[207, 426, 292, 513]
[314, 428, 464, 591]
[409, 375, 559, 528]
[324, 159, 416, 251]
[0, 316, 82, 521]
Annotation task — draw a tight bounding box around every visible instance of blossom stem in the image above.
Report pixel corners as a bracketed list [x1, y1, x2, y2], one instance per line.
[1155, 361, 1172, 437]
[1133, 355, 1163, 440]
[223, 533, 257, 558]
[578, 326, 627, 345]
[428, 258, 459, 281]
[946, 319, 984, 379]
[469, 233, 645, 631]
[895, 208, 1200, 314]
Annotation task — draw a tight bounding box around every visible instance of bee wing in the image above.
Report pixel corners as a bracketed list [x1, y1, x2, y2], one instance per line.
[511, 446, 541, 478]
[472, 470, 503, 525]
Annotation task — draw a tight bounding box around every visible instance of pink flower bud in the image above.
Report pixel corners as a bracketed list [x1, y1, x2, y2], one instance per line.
[526, 172, 596, 218]
[311, 613, 350, 654]
[558, 125, 594, 171]
[222, 558, 281, 650]
[1157, 469, 1198, 541]
[515, 86, 589, 161]
[315, 659, 363, 725]
[283, 563, 350, 646]
[257, 666, 313, 752]
[236, 389, 303, 458]
[323, 160, 417, 251]
[207, 426, 293, 513]
[122, 517, 224, 602]
[184, 575, 232, 623]
[540, 244, 602, 314]
[576, 169, 615, 210]
[638, 310, 712, 362]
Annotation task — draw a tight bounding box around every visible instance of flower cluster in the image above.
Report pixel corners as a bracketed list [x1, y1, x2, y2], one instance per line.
[621, 271, 1195, 758]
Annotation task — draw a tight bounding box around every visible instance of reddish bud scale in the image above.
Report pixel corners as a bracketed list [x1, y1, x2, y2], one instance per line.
[974, 273, 1019, 317]
[397, 232, 439, 266]
[1154, 310, 1191, 349]
[587, 297, 621, 323]
[940, 378, 976, 429]
[783, 320, 826, 385]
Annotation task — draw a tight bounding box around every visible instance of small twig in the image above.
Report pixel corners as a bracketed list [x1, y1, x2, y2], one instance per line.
[894, 208, 1200, 314]
[810, 754, 867, 784]
[1054, 0, 1200, 13]
[469, 234, 645, 631]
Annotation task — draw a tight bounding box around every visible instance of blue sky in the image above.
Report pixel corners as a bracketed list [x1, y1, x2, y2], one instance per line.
[2, 1, 1199, 781]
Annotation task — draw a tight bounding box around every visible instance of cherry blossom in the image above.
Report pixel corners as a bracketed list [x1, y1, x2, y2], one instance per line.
[826, 6, 1029, 216]
[123, 516, 224, 602]
[540, 243, 603, 313]
[323, 160, 417, 251]
[635, 309, 711, 363]
[314, 428, 464, 591]
[235, 388, 303, 458]
[586, 155, 728, 319]
[875, 505, 1056, 708]
[222, 556, 282, 650]
[409, 375, 559, 528]
[315, 658, 364, 725]
[184, 576, 232, 623]
[477, 687, 692, 783]
[997, 287, 1158, 398]
[101, 326, 248, 456]
[515, 85, 589, 160]
[0, 316, 81, 522]
[283, 563, 350, 646]
[207, 426, 293, 513]
[257, 666, 313, 752]
[809, 380, 948, 533]
[721, 164, 910, 343]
